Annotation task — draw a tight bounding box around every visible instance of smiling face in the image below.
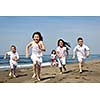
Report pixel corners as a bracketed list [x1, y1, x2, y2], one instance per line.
[78, 39, 83, 47]
[59, 40, 64, 48]
[11, 46, 16, 53]
[33, 34, 40, 43]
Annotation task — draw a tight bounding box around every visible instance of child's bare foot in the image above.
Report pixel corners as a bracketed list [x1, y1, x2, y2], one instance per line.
[37, 77, 41, 81]
[32, 74, 36, 79]
[80, 70, 83, 74]
[59, 72, 63, 74]
[13, 75, 16, 78]
[9, 72, 12, 77]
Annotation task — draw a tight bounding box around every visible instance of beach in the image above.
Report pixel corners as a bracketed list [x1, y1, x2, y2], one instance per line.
[0, 60, 100, 83]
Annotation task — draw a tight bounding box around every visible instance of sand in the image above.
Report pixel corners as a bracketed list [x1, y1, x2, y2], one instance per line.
[0, 60, 100, 83]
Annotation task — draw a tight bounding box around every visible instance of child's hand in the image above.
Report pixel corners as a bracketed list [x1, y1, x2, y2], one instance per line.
[12, 56, 17, 61]
[26, 54, 29, 58]
[86, 54, 89, 58]
[58, 54, 62, 59]
[38, 43, 42, 50]
[4, 56, 6, 59]
[72, 56, 75, 59]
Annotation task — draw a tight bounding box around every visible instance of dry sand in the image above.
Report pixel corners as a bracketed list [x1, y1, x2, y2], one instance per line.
[0, 60, 100, 83]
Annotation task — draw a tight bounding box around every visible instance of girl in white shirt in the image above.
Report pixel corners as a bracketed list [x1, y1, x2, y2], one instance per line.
[56, 39, 71, 74]
[72, 37, 90, 73]
[4, 45, 19, 78]
[51, 50, 57, 66]
[26, 32, 46, 81]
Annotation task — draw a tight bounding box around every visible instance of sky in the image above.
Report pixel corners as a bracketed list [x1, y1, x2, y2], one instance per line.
[0, 16, 100, 55]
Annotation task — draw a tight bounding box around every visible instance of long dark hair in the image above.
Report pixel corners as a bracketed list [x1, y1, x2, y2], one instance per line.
[57, 39, 71, 50]
[32, 32, 43, 41]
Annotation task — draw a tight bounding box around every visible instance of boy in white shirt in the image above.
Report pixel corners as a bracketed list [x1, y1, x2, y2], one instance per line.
[72, 37, 90, 73]
[4, 45, 19, 78]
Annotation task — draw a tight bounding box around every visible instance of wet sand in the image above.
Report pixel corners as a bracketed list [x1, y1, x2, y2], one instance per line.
[0, 60, 100, 83]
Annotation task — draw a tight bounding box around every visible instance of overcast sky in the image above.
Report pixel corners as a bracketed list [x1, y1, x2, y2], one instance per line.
[0, 16, 100, 55]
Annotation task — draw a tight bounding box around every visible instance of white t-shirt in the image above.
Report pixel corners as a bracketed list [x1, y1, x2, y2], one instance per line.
[56, 46, 67, 58]
[31, 41, 43, 58]
[7, 51, 19, 65]
[73, 44, 90, 59]
[51, 54, 56, 59]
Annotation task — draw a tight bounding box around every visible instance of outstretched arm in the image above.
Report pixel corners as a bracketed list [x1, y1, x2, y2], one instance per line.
[72, 51, 76, 59]
[86, 50, 90, 58]
[66, 50, 69, 58]
[72, 47, 77, 59]
[26, 42, 32, 58]
[4, 52, 8, 59]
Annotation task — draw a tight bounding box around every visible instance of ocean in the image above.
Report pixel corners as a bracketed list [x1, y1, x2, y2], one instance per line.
[0, 54, 100, 70]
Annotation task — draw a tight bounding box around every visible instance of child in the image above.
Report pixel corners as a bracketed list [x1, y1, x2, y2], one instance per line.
[72, 37, 90, 73]
[56, 39, 71, 74]
[51, 50, 57, 67]
[4, 45, 19, 78]
[26, 32, 46, 81]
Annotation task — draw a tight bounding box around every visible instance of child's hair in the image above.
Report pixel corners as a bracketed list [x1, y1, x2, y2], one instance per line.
[10, 45, 16, 50]
[77, 37, 83, 42]
[51, 50, 56, 54]
[57, 39, 71, 49]
[32, 32, 43, 41]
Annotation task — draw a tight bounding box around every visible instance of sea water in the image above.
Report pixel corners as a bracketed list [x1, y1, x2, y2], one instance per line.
[0, 54, 100, 70]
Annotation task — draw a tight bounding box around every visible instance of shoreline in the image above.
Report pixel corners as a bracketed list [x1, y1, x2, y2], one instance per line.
[0, 59, 100, 83]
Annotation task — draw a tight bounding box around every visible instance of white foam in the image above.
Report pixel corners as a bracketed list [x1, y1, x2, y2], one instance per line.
[0, 62, 51, 69]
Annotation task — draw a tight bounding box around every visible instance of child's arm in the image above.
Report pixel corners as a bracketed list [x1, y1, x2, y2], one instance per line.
[86, 50, 90, 58]
[38, 41, 46, 51]
[56, 51, 62, 59]
[72, 51, 76, 59]
[72, 47, 77, 59]
[16, 53, 19, 61]
[85, 46, 90, 58]
[66, 50, 69, 58]
[4, 52, 8, 59]
[26, 41, 32, 58]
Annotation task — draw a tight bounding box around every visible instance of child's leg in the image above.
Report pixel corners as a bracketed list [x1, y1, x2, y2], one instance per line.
[12, 65, 17, 77]
[9, 63, 13, 77]
[79, 62, 82, 73]
[62, 57, 66, 71]
[9, 69, 13, 77]
[36, 64, 41, 81]
[57, 58, 63, 73]
[78, 58, 84, 73]
[63, 65, 66, 71]
[32, 62, 37, 78]
[59, 67, 62, 74]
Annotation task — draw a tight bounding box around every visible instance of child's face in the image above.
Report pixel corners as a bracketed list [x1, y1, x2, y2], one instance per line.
[11, 47, 16, 53]
[53, 51, 56, 54]
[59, 41, 64, 47]
[33, 34, 40, 43]
[78, 40, 83, 46]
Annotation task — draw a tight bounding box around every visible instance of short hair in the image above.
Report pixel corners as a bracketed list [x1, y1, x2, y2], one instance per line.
[77, 37, 83, 41]
[32, 32, 43, 41]
[11, 45, 16, 50]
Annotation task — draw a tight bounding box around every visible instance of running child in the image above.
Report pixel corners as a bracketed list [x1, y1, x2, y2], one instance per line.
[26, 32, 46, 81]
[51, 50, 58, 67]
[4, 45, 19, 78]
[56, 39, 71, 74]
[72, 37, 90, 73]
